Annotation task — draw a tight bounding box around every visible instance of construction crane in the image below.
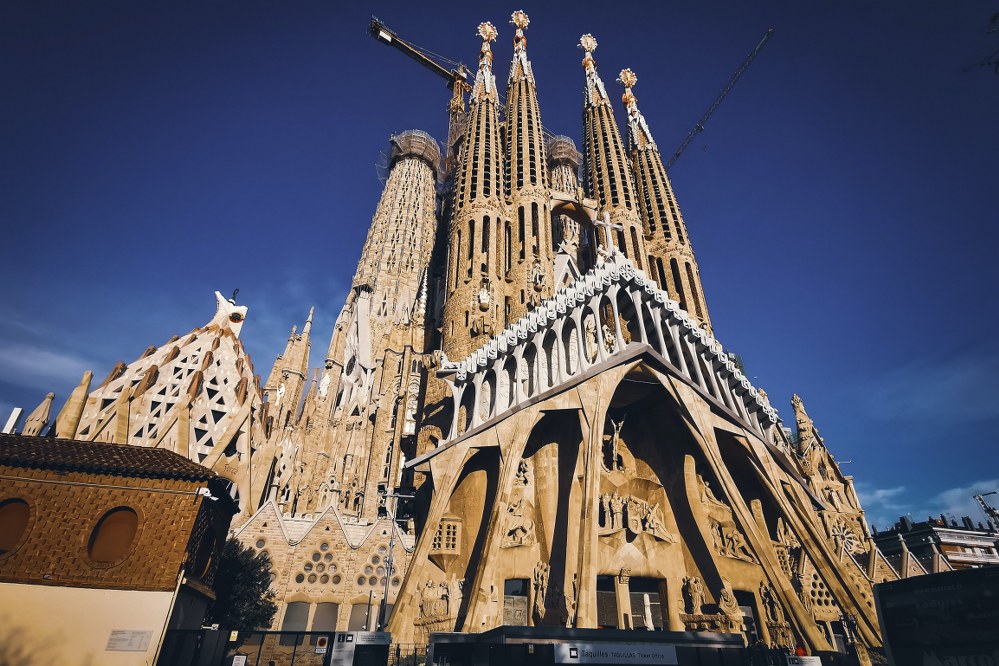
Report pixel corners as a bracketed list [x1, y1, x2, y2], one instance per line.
[665, 28, 774, 172]
[974, 491, 999, 533]
[370, 17, 471, 178]
[369, 17, 470, 94]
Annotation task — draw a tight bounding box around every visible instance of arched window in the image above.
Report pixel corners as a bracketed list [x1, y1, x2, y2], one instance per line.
[88, 507, 139, 564]
[0, 498, 30, 555]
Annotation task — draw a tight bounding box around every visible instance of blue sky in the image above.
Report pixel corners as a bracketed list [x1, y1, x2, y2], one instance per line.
[2, 1, 998, 529]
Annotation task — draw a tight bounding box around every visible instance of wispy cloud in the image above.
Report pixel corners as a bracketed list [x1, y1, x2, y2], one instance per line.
[913, 479, 999, 526]
[858, 479, 999, 530]
[0, 343, 95, 391]
[859, 345, 999, 424]
[856, 483, 909, 529]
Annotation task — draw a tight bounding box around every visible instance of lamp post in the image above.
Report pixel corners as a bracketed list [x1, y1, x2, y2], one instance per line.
[378, 490, 414, 632]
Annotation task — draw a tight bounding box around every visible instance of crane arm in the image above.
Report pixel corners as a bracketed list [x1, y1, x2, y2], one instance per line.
[974, 492, 999, 533]
[665, 28, 774, 172]
[370, 17, 468, 90]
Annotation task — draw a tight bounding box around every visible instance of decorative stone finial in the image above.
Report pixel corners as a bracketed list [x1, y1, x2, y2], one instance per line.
[477, 21, 498, 44]
[511, 10, 529, 30]
[618, 68, 638, 108]
[617, 68, 637, 90]
[579, 34, 597, 54]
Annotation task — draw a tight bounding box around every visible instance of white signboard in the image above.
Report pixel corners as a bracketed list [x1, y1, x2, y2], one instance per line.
[785, 657, 822, 666]
[232, 657, 247, 666]
[554, 642, 678, 665]
[105, 630, 152, 652]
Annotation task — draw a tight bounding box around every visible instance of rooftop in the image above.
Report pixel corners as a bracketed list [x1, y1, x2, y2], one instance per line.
[0, 433, 216, 482]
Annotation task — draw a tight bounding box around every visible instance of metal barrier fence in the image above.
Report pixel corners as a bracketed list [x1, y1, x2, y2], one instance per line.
[159, 629, 336, 666]
[387, 643, 428, 666]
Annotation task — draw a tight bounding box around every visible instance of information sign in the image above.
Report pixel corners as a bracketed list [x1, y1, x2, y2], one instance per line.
[554, 642, 678, 665]
[105, 630, 152, 652]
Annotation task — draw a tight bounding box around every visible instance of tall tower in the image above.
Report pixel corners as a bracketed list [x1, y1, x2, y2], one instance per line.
[263, 307, 313, 431]
[504, 11, 554, 319]
[442, 22, 505, 359]
[579, 35, 647, 270]
[309, 129, 440, 520]
[547, 135, 586, 284]
[618, 69, 712, 331]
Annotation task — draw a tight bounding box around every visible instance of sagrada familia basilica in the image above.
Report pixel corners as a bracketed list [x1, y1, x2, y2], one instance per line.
[15, 11, 918, 660]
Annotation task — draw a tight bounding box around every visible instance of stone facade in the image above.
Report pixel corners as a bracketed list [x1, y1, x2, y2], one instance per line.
[15, 13, 908, 660]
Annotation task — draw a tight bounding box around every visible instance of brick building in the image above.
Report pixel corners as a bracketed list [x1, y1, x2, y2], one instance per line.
[0, 434, 237, 665]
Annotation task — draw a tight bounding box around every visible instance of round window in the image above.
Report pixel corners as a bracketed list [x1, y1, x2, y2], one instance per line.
[364, 565, 373, 574]
[371, 554, 381, 564]
[316, 564, 326, 573]
[357, 576, 366, 586]
[320, 542, 329, 552]
[296, 574, 305, 584]
[324, 553, 333, 562]
[332, 574, 342, 585]
[304, 563, 313, 572]
[88, 507, 139, 564]
[320, 574, 330, 584]
[312, 552, 321, 562]
[0, 498, 30, 556]
[308, 574, 317, 584]
[255, 538, 265, 549]
[369, 576, 378, 586]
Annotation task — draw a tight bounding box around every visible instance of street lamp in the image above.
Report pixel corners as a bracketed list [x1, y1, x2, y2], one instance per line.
[378, 490, 414, 632]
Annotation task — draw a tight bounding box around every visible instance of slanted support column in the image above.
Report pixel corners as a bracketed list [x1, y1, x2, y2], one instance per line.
[615, 568, 633, 629]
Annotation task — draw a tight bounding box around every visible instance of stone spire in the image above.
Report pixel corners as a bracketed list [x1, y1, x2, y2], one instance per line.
[263, 307, 313, 432]
[618, 69, 712, 331]
[54, 370, 93, 438]
[443, 22, 507, 358]
[505, 10, 554, 320]
[579, 35, 648, 269]
[22, 392, 54, 436]
[307, 128, 440, 521]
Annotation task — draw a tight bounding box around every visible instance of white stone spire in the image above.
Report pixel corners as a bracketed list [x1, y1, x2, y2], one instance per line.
[617, 68, 656, 152]
[579, 34, 609, 106]
[471, 22, 499, 101]
[508, 10, 534, 84]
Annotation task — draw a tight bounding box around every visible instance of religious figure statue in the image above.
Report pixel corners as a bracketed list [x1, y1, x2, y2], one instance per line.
[275, 381, 286, 408]
[644, 503, 674, 542]
[684, 576, 705, 615]
[584, 314, 598, 361]
[565, 573, 578, 628]
[627, 497, 646, 534]
[609, 493, 625, 530]
[600, 493, 611, 528]
[477, 278, 491, 310]
[504, 497, 536, 547]
[760, 583, 782, 623]
[443, 573, 464, 618]
[602, 323, 617, 353]
[318, 372, 331, 397]
[700, 477, 726, 506]
[530, 258, 545, 290]
[718, 579, 741, 620]
[533, 562, 550, 621]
